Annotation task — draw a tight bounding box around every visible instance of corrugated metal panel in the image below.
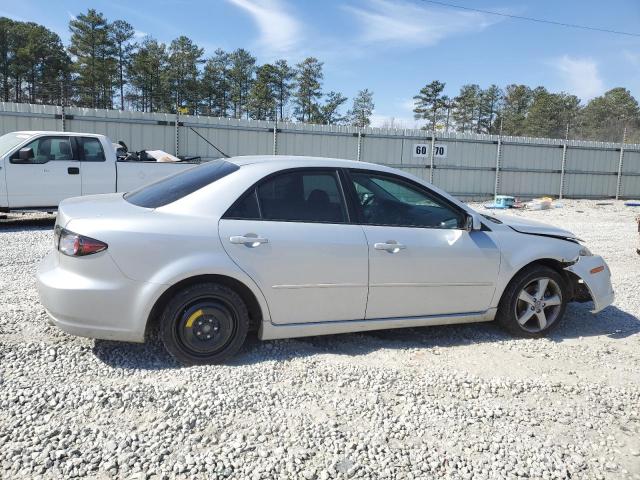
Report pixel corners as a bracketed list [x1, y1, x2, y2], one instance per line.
[621, 151, 640, 198]
[1, 101, 639, 199]
[277, 123, 359, 159]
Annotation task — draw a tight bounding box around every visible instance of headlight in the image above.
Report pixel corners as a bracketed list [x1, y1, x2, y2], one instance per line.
[579, 247, 593, 256]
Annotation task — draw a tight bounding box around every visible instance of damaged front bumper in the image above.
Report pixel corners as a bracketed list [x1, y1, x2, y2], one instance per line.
[565, 255, 615, 313]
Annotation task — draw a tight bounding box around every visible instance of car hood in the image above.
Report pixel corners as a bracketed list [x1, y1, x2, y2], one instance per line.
[492, 214, 578, 240]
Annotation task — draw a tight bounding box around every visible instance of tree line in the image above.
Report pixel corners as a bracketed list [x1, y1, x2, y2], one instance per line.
[0, 10, 375, 127]
[412, 81, 640, 142]
[0, 10, 638, 142]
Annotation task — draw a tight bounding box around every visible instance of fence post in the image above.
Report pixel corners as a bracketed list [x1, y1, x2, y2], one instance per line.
[356, 129, 362, 161]
[494, 136, 502, 197]
[615, 127, 627, 200]
[429, 134, 435, 183]
[59, 82, 66, 132]
[273, 124, 278, 155]
[559, 143, 567, 199]
[60, 104, 66, 132]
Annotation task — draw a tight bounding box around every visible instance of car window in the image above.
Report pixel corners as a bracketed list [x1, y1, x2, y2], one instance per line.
[225, 190, 261, 220]
[254, 170, 346, 223]
[10, 136, 74, 163]
[350, 171, 464, 229]
[82, 137, 106, 162]
[124, 160, 239, 208]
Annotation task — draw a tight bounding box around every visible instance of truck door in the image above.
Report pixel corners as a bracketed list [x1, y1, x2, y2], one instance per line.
[5, 135, 81, 208]
[77, 136, 115, 195]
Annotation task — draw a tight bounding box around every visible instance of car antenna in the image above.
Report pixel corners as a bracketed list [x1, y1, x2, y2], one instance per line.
[188, 127, 230, 158]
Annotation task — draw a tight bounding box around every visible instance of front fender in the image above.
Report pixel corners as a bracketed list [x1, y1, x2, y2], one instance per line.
[490, 231, 581, 308]
[565, 255, 615, 313]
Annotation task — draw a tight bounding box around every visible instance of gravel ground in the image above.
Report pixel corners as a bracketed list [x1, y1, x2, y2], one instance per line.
[0, 201, 639, 480]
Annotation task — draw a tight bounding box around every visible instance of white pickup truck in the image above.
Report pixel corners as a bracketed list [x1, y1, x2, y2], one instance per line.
[0, 131, 197, 211]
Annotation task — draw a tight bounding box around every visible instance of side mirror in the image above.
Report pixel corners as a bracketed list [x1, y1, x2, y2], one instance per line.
[18, 147, 34, 161]
[465, 213, 482, 232]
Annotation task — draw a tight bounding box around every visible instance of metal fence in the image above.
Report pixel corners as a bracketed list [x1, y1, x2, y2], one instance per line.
[1, 101, 639, 200]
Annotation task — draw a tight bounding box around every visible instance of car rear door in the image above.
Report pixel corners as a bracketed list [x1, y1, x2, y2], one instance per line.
[218, 168, 369, 325]
[5, 135, 81, 208]
[345, 169, 501, 319]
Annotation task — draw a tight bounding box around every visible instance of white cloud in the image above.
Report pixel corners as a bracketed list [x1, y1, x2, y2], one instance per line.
[553, 55, 605, 99]
[227, 0, 301, 55]
[134, 30, 147, 39]
[344, 0, 498, 47]
[67, 11, 77, 21]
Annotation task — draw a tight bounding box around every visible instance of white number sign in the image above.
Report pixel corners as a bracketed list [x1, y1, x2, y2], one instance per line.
[413, 143, 447, 158]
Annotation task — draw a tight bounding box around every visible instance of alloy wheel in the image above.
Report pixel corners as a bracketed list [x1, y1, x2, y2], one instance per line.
[514, 277, 563, 333]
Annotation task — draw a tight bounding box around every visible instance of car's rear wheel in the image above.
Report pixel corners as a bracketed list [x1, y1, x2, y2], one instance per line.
[497, 265, 568, 338]
[160, 283, 249, 365]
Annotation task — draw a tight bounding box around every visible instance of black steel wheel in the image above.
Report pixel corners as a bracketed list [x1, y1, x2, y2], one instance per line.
[160, 283, 249, 365]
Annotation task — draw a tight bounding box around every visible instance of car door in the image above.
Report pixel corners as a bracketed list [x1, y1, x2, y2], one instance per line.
[346, 169, 501, 320]
[5, 135, 81, 208]
[218, 168, 369, 325]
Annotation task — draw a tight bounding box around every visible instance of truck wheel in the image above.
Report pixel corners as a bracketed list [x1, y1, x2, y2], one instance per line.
[160, 283, 249, 365]
[497, 265, 568, 338]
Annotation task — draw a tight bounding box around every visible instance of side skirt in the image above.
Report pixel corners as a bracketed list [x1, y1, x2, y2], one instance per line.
[259, 309, 497, 341]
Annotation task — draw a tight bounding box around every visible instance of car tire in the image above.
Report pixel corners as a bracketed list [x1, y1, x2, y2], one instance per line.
[496, 265, 568, 338]
[160, 282, 249, 365]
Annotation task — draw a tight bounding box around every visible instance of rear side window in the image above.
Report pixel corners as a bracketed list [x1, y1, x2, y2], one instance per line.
[124, 160, 239, 208]
[222, 170, 347, 224]
[81, 137, 106, 161]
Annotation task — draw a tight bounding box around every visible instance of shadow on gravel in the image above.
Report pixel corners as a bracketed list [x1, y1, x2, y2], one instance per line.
[91, 304, 639, 370]
[0, 216, 55, 231]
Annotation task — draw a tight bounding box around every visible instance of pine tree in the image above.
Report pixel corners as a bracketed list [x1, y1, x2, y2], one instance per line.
[68, 9, 116, 108]
[579, 88, 640, 141]
[413, 81, 446, 130]
[127, 37, 170, 112]
[228, 48, 256, 119]
[348, 89, 374, 128]
[202, 49, 231, 116]
[318, 91, 348, 125]
[453, 85, 479, 132]
[499, 84, 532, 136]
[294, 57, 323, 122]
[110, 20, 135, 110]
[248, 63, 277, 120]
[168, 36, 204, 114]
[272, 59, 295, 120]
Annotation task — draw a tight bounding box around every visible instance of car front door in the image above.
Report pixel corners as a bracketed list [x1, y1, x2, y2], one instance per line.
[346, 169, 501, 320]
[218, 168, 369, 325]
[5, 135, 81, 208]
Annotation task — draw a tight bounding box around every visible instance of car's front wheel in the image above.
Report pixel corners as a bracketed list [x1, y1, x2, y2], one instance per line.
[160, 283, 249, 365]
[497, 265, 568, 338]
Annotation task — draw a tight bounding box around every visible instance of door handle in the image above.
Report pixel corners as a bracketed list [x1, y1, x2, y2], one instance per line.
[230, 234, 269, 247]
[67, 167, 80, 175]
[374, 241, 406, 253]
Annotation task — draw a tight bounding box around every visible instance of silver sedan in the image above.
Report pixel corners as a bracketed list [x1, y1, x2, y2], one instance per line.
[37, 156, 615, 364]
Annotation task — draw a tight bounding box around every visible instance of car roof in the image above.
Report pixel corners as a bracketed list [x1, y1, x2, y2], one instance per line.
[14, 131, 105, 138]
[227, 155, 395, 173]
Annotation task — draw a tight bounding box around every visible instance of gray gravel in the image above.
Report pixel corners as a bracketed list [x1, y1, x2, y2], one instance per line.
[1, 201, 639, 480]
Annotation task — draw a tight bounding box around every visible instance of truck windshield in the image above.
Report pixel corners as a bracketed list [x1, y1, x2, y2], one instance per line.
[124, 159, 239, 208]
[0, 132, 32, 158]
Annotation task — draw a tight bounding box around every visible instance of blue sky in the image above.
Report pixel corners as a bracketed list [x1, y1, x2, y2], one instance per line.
[2, 0, 639, 127]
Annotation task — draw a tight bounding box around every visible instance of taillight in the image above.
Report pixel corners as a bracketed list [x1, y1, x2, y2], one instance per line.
[57, 228, 108, 257]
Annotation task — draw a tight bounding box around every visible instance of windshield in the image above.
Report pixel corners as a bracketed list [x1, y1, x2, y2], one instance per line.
[0, 132, 32, 158]
[124, 159, 239, 208]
